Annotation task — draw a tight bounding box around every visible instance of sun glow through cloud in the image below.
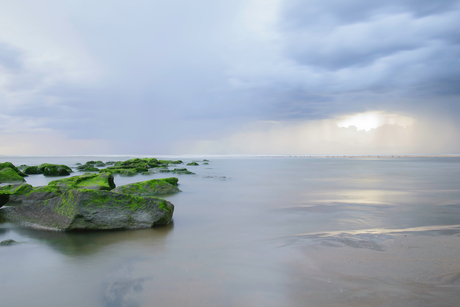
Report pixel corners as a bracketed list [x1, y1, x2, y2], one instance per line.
[336, 111, 415, 132]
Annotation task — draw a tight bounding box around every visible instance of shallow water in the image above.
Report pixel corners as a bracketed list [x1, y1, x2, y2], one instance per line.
[1, 156, 460, 306]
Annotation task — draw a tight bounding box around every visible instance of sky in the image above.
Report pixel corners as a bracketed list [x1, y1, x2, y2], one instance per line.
[0, 0, 459, 155]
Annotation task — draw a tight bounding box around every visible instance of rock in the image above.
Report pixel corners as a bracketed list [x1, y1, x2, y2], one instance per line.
[158, 159, 183, 165]
[105, 161, 116, 166]
[0, 194, 9, 207]
[0, 167, 26, 183]
[23, 166, 43, 174]
[186, 162, 199, 166]
[141, 172, 150, 175]
[172, 168, 195, 175]
[0, 162, 27, 177]
[5, 185, 61, 207]
[113, 178, 180, 196]
[203, 162, 209, 165]
[0, 183, 34, 196]
[95, 161, 105, 167]
[0, 239, 19, 246]
[38, 163, 73, 176]
[48, 173, 116, 191]
[0, 189, 174, 230]
[100, 168, 137, 176]
[76, 165, 100, 172]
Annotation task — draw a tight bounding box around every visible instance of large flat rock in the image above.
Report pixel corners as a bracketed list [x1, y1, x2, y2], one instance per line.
[0, 189, 174, 230]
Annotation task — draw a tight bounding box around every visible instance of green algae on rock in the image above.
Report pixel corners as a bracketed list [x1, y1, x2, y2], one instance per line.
[0, 167, 26, 184]
[186, 162, 199, 166]
[100, 168, 137, 176]
[113, 177, 180, 196]
[23, 166, 43, 174]
[76, 164, 100, 172]
[172, 168, 195, 175]
[0, 239, 19, 246]
[48, 173, 116, 191]
[38, 163, 73, 176]
[0, 162, 28, 177]
[0, 189, 174, 230]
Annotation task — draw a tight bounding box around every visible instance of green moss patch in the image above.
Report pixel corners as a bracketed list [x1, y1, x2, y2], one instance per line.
[113, 177, 180, 196]
[0, 168, 26, 183]
[48, 173, 116, 191]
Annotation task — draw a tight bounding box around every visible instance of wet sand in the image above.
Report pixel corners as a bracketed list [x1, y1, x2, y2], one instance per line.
[285, 231, 460, 307]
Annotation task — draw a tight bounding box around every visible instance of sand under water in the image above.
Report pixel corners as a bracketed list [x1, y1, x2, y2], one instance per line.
[1, 156, 459, 306]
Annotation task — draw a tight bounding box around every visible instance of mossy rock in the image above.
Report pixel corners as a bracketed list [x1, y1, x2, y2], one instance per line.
[159, 160, 183, 165]
[0, 162, 27, 177]
[0, 167, 26, 183]
[203, 162, 209, 165]
[105, 161, 116, 166]
[0, 183, 60, 208]
[48, 173, 115, 191]
[38, 163, 73, 176]
[100, 168, 137, 177]
[186, 162, 199, 166]
[24, 166, 43, 174]
[1, 189, 174, 230]
[76, 165, 100, 172]
[0, 239, 19, 246]
[94, 161, 105, 167]
[172, 168, 195, 175]
[0, 183, 34, 196]
[203, 159, 209, 162]
[113, 177, 180, 196]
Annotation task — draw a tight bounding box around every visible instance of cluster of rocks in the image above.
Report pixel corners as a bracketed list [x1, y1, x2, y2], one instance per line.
[0, 161, 180, 230]
[4, 158, 205, 181]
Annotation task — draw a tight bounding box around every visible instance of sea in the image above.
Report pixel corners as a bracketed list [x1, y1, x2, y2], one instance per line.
[1, 155, 460, 307]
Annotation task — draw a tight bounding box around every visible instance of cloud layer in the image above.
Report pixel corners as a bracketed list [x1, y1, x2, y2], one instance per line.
[0, 0, 459, 154]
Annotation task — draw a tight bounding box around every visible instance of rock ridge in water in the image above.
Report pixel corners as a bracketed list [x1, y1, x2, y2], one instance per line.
[1, 189, 174, 230]
[0, 173, 176, 230]
[113, 177, 180, 196]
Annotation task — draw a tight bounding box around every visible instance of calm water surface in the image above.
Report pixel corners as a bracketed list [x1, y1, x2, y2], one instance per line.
[1, 156, 460, 307]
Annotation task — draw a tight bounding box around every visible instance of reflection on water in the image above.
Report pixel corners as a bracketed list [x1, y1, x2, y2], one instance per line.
[1, 156, 460, 306]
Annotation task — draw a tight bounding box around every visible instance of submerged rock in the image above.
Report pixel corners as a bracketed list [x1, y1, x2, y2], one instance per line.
[113, 177, 180, 196]
[186, 162, 199, 166]
[100, 168, 137, 176]
[76, 164, 100, 172]
[38, 163, 73, 176]
[0, 239, 19, 246]
[0, 189, 174, 230]
[172, 168, 195, 175]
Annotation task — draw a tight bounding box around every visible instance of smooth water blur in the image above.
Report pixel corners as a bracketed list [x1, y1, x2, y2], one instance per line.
[1, 156, 460, 307]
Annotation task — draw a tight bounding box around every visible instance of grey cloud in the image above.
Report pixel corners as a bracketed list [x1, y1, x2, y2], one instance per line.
[0, 42, 23, 70]
[1, 0, 459, 154]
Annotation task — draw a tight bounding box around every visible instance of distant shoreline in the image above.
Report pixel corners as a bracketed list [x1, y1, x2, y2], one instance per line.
[255, 155, 460, 158]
